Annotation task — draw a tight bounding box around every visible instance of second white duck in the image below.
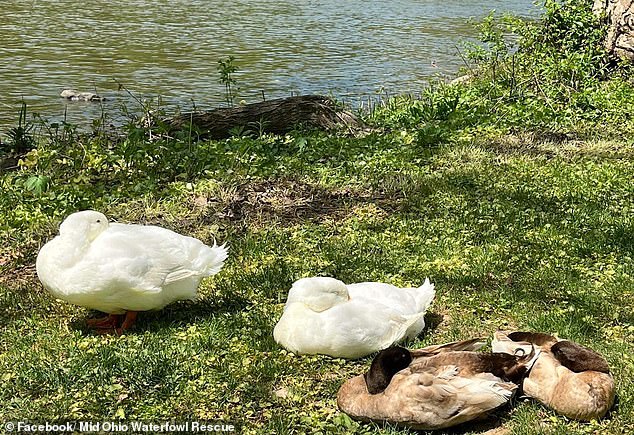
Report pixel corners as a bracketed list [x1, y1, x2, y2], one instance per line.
[273, 277, 435, 358]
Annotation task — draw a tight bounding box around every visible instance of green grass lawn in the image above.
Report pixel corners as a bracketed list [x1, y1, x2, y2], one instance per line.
[1, 124, 633, 433]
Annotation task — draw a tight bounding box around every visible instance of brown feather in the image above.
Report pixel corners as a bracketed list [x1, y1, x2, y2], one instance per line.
[338, 339, 534, 430]
[409, 337, 486, 357]
[495, 331, 615, 420]
[507, 331, 557, 347]
[551, 341, 610, 374]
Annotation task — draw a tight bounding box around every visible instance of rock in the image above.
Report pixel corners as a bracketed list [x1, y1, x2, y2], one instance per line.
[593, 0, 634, 61]
[60, 89, 105, 102]
[449, 74, 473, 85]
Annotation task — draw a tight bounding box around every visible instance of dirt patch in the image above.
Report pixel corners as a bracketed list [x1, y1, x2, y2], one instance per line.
[0, 239, 40, 287]
[0, 264, 37, 289]
[206, 178, 404, 227]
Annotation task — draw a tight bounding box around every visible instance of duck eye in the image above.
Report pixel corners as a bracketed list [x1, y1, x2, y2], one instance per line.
[96, 219, 101, 223]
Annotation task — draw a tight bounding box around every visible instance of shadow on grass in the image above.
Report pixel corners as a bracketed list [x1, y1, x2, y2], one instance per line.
[71, 293, 251, 335]
[423, 311, 444, 334]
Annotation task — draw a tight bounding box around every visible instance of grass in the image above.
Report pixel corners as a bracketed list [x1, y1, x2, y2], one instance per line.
[1, 1, 634, 433]
[1, 129, 633, 434]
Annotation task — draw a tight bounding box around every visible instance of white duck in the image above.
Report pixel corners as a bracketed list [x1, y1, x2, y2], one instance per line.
[36, 210, 228, 334]
[273, 277, 435, 358]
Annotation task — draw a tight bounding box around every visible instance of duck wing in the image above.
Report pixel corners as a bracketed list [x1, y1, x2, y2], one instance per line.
[347, 279, 435, 315]
[410, 338, 486, 357]
[84, 223, 227, 294]
[274, 298, 425, 358]
[334, 300, 426, 356]
[386, 365, 516, 430]
[346, 280, 435, 341]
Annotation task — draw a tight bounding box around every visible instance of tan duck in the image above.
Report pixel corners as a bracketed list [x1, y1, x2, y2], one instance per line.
[337, 338, 537, 430]
[492, 331, 615, 421]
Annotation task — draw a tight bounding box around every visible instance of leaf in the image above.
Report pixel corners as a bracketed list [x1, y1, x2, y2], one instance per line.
[296, 137, 308, 152]
[24, 175, 50, 195]
[115, 407, 126, 419]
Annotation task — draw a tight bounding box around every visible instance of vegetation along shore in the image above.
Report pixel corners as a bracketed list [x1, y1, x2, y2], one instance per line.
[1, 1, 633, 433]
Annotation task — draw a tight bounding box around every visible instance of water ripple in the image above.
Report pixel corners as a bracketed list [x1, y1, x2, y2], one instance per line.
[0, 0, 537, 127]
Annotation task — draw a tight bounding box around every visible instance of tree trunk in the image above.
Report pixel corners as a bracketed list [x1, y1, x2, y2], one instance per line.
[593, 0, 634, 61]
[162, 95, 360, 139]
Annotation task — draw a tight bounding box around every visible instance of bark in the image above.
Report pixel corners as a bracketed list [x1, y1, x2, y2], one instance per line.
[162, 95, 360, 139]
[593, 0, 634, 61]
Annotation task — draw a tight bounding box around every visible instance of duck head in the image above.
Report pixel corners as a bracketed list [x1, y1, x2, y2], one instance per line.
[365, 346, 413, 394]
[59, 210, 109, 242]
[285, 277, 350, 312]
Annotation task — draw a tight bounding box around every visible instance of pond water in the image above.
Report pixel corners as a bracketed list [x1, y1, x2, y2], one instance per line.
[0, 0, 538, 129]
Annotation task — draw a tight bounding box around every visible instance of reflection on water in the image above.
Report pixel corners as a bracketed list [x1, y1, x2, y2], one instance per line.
[0, 0, 537, 128]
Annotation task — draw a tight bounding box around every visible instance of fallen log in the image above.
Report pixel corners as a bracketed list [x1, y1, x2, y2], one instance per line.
[162, 95, 361, 139]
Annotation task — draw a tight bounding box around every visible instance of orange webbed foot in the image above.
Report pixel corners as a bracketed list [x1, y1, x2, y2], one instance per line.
[86, 314, 121, 329]
[90, 311, 138, 335]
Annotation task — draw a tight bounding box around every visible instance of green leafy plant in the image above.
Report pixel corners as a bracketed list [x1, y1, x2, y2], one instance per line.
[2, 102, 35, 155]
[23, 174, 50, 195]
[217, 56, 239, 107]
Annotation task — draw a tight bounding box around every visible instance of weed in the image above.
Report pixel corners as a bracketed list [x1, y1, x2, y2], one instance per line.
[218, 56, 239, 107]
[2, 102, 36, 155]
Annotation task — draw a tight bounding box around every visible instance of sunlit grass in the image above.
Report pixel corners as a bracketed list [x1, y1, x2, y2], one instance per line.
[1, 123, 633, 433]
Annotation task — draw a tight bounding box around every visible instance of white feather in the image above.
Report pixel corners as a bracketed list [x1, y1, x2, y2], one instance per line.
[36, 210, 228, 314]
[273, 277, 436, 358]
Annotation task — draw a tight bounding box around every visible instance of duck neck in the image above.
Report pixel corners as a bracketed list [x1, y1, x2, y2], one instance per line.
[365, 362, 397, 395]
[49, 233, 91, 268]
[365, 347, 412, 394]
[337, 376, 392, 421]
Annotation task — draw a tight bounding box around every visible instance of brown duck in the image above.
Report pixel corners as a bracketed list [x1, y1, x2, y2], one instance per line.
[337, 338, 536, 430]
[492, 331, 615, 420]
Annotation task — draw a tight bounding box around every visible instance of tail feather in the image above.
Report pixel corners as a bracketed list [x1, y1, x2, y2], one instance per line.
[202, 241, 229, 276]
[395, 278, 436, 341]
[410, 337, 487, 357]
[415, 278, 436, 312]
[397, 311, 428, 341]
[380, 310, 429, 350]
